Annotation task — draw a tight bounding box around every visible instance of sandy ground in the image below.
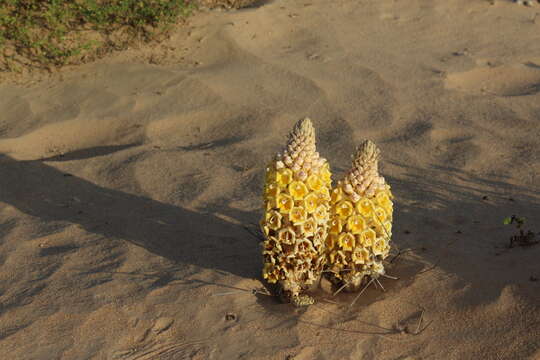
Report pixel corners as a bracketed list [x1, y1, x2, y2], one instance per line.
[1, 0, 540, 359]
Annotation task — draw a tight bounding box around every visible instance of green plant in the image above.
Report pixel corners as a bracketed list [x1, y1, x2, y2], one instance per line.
[503, 215, 538, 248]
[0, 0, 195, 72]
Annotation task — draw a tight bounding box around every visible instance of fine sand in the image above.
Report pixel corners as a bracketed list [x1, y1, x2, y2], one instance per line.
[1, 0, 539, 359]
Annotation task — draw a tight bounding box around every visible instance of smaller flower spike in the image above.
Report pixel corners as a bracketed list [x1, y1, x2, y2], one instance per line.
[260, 118, 332, 306]
[326, 140, 394, 292]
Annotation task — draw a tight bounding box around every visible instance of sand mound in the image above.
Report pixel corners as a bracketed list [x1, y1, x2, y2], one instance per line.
[445, 63, 540, 96]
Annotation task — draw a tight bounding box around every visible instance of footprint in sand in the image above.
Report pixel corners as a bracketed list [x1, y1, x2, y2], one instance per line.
[445, 63, 540, 97]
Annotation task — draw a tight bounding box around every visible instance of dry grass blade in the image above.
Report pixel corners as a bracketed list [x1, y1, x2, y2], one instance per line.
[389, 248, 417, 264]
[381, 273, 399, 280]
[375, 278, 386, 292]
[415, 308, 425, 334]
[213, 288, 272, 296]
[349, 278, 375, 307]
[333, 280, 352, 297]
[321, 298, 340, 305]
[373, 210, 392, 243]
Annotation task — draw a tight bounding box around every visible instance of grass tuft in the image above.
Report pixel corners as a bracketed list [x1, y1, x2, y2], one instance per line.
[0, 0, 195, 73]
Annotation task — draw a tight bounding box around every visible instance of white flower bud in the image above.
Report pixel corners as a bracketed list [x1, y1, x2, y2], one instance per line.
[284, 156, 293, 166]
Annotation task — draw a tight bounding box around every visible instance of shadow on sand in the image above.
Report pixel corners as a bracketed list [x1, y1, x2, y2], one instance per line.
[1, 154, 539, 310]
[0, 154, 261, 280]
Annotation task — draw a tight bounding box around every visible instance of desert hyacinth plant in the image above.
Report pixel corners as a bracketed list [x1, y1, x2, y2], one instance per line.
[260, 118, 332, 306]
[325, 140, 394, 293]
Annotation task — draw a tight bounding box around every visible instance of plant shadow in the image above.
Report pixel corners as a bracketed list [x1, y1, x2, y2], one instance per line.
[0, 154, 260, 280]
[385, 161, 540, 306]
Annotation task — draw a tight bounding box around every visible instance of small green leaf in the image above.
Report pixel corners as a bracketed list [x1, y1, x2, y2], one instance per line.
[503, 217, 512, 225]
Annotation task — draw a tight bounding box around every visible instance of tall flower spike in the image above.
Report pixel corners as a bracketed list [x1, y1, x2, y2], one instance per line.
[326, 140, 394, 292]
[260, 118, 332, 306]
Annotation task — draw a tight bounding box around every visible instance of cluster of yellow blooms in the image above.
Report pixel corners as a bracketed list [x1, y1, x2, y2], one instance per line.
[260, 118, 393, 305]
[325, 140, 393, 292]
[260, 119, 332, 306]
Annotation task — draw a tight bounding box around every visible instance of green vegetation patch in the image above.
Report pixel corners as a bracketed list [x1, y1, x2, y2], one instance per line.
[0, 0, 194, 72]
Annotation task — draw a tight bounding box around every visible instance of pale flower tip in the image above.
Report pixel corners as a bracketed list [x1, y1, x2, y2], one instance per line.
[284, 157, 293, 167]
[297, 170, 308, 181]
[276, 161, 285, 169]
[354, 139, 381, 163]
[296, 117, 313, 130]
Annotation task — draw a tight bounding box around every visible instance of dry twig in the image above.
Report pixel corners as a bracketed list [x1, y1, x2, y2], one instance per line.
[349, 278, 375, 307]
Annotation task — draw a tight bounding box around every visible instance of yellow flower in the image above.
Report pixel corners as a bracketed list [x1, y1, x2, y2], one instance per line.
[265, 196, 278, 210]
[383, 220, 392, 234]
[338, 233, 355, 251]
[265, 183, 280, 198]
[277, 193, 294, 213]
[331, 187, 343, 203]
[322, 161, 330, 171]
[288, 181, 309, 200]
[313, 205, 328, 224]
[299, 218, 317, 237]
[372, 238, 386, 256]
[276, 168, 293, 187]
[315, 187, 330, 205]
[277, 227, 296, 244]
[352, 247, 370, 264]
[329, 218, 343, 234]
[265, 210, 282, 230]
[375, 191, 392, 209]
[356, 198, 374, 217]
[361, 228, 377, 247]
[373, 207, 387, 223]
[295, 239, 316, 254]
[373, 220, 392, 236]
[289, 206, 307, 224]
[320, 166, 332, 184]
[307, 174, 324, 192]
[301, 193, 319, 213]
[335, 200, 354, 218]
[347, 215, 366, 234]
